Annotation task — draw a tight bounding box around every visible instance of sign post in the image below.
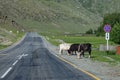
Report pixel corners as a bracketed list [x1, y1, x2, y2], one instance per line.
[104, 24, 111, 51]
[105, 32, 109, 50]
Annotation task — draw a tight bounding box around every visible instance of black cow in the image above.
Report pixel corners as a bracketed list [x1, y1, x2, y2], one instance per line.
[67, 44, 79, 55]
[68, 43, 92, 58]
[78, 43, 92, 58]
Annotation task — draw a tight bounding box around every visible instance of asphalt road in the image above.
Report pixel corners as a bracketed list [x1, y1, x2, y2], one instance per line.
[0, 32, 95, 80]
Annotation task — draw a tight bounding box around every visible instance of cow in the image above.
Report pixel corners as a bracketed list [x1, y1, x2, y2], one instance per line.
[68, 43, 92, 59]
[67, 44, 79, 55]
[77, 43, 92, 59]
[59, 43, 71, 55]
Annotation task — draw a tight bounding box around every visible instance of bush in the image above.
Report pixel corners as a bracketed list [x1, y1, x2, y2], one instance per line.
[111, 23, 120, 44]
[96, 13, 120, 36]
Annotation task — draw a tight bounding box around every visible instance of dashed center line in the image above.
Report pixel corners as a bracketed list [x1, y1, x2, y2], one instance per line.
[1, 67, 12, 79]
[0, 54, 29, 79]
[12, 60, 18, 66]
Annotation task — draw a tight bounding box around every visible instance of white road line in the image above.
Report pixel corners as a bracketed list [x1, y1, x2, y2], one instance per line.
[23, 54, 28, 57]
[18, 54, 24, 60]
[12, 60, 18, 66]
[18, 54, 28, 60]
[18, 55, 22, 60]
[1, 67, 12, 79]
[1, 53, 29, 79]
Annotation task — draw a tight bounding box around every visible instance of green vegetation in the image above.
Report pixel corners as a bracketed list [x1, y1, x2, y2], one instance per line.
[0, 45, 8, 49]
[0, 31, 24, 49]
[96, 13, 120, 44]
[92, 50, 120, 66]
[96, 13, 120, 36]
[46, 35, 113, 47]
[111, 23, 120, 44]
[0, 19, 25, 49]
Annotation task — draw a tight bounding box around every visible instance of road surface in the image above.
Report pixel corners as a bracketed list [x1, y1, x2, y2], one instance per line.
[0, 32, 96, 80]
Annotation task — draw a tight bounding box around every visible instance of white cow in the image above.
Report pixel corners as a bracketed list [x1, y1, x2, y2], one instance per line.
[59, 43, 71, 55]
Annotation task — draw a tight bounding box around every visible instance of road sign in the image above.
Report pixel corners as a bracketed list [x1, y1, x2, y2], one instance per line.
[103, 24, 111, 51]
[104, 24, 111, 32]
[105, 32, 109, 40]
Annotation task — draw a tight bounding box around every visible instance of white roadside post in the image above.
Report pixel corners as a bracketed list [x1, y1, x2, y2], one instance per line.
[104, 24, 111, 53]
[105, 32, 110, 51]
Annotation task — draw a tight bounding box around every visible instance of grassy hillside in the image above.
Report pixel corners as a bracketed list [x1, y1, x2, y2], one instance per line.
[0, 0, 120, 35]
[0, 16, 24, 48]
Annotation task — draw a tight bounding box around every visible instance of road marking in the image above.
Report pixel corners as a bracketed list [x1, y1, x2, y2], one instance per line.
[18, 54, 28, 60]
[1, 67, 12, 79]
[0, 53, 29, 79]
[77, 67, 101, 80]
[55, 54, 101, 80]
[23, 54, 28, 57]
[12, 60, 18, 66]
[18, 54, 24, 60]
[18, 55, 22, 60]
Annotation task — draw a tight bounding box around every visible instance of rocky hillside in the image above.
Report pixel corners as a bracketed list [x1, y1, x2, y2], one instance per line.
[0, 0, 120, 35]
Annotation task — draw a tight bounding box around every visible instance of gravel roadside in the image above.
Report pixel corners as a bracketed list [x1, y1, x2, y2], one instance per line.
[42, 37, 120, 80]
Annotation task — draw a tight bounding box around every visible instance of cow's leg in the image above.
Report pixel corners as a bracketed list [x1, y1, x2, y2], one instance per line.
[80, 52, 83, 58]
[88, 50, 91, 58]
[71, 51, 74, 55]
[59, 49, 61, 54]
[59, 49, 63, 55]
[61, 50, 63, 55]
[77, 52, 81, 59]
[74, 51, 77, 55]
[80, 50, 84, 58]
[82, 51, 84, 57]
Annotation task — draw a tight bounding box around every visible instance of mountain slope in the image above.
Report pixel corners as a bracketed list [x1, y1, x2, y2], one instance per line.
[0, 0, 120, 35]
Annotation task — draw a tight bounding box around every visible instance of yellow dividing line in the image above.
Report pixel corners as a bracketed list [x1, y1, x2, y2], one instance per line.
[56, 55, 101, 80]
